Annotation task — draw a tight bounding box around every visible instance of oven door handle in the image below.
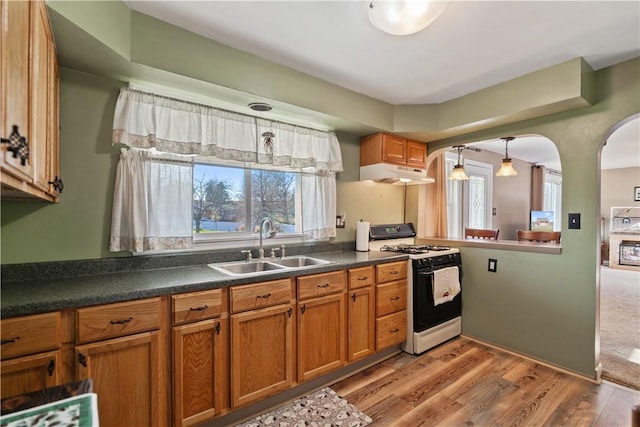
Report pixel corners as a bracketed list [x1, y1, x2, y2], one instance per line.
[417, 271, 435, 277]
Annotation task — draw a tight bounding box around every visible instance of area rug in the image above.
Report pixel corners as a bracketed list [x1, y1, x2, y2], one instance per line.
[235, 387, 372, 427]
[599, 266, 640, 390]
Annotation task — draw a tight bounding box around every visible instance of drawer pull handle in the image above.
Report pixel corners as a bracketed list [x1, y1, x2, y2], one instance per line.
[390, 296, 401, 301]
[215, 322, 221, 335]
[47, 359, 55, 376]
[358, 276, 369, 281]
[256, 293, 272, 299]
[1, 337, 20, 345]
[190, 305, 209, 311]
[110, 317, 133, 325]
[390, 271, 399, 275]
[78, 353, 87, 367]
[301, 304, 306, 315]
[287, 308, 293, 318]
[317, 283, 330, 288]
[352, 293, 357, 302]
[390, 328, 400, 333]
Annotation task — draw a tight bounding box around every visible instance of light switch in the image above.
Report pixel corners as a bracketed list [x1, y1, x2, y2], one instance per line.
[568, 213, 581, 229]
[488, 258, 497, 272]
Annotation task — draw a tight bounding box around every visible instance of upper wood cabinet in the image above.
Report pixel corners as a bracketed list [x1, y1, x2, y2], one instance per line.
[1, 0, 62, 202]
[360, 133, 427, 169]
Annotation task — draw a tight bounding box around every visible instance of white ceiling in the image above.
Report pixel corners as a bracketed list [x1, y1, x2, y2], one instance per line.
[124, 0, 640, 170]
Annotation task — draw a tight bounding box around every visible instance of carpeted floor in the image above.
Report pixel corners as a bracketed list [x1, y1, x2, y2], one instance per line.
[599, 266, 640, 390]
[234, 387, 372, 427]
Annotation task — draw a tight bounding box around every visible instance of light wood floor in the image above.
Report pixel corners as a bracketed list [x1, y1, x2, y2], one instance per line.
[331, 337, 640, 427]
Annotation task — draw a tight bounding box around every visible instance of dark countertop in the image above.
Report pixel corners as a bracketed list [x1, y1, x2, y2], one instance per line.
[1, 250, 408, 318]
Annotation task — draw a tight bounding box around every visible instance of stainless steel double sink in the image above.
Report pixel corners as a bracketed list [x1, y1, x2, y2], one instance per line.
[208, 256, 332, 277]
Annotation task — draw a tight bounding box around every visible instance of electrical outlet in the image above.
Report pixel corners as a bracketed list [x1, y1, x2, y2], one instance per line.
[488, 258, 497, 272]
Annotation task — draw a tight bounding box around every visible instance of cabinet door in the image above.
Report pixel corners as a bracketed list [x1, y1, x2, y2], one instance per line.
[0, 0, 32, 181]
[406, 140, 427, 169]
[30, 0, 49, 192]
[297, 293, 346, 382]
[46, 38, 60, 197]
[381, 134, 407, 165]
[348, 286, 375, 362]
[0, 351, 60, 399]
[76, 331, 167, 427]
[231, 304, 294, 408]
[173, 318, 229, 426]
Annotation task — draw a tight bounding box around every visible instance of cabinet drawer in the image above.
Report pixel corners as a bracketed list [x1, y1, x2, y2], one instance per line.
[376, 310, 407, 350]
[1, 312, 61, 360]
[172, 288, 223, 325]
[348, 266, 374, 289]
[76, 298, 161, 344]
[230, 279, 292, 313]
[376, 280, 407, 317]
[376, 261, 407, 284]
[297, 271, 345, 300]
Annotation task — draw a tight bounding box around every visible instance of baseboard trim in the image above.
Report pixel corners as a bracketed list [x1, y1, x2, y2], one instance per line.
[461, 334, 600, 385]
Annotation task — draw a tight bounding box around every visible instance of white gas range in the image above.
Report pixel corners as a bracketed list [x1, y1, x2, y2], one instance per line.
[369, 223, 462, 354]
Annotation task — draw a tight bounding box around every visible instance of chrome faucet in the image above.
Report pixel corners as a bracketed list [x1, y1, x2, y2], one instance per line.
[258, 217, 273, 260]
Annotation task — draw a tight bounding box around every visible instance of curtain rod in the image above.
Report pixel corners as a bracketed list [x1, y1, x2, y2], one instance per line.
[124, 85, 333, 135]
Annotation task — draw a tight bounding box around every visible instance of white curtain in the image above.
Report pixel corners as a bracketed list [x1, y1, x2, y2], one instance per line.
[111, 87, 343, 247]
[110, 148, 194, 253]
[301, 169, 337, 240]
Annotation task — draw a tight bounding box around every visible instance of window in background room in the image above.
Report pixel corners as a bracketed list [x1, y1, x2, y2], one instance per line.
[446, 155, 493, 237]
[445, 152, 463, 238]
[544, 169, 562, 231]
[463, 160, 493, 230]
[193, 163, 300, 241]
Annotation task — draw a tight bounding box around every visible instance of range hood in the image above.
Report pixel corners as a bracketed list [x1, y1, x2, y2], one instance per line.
[360, 163, 434, 185]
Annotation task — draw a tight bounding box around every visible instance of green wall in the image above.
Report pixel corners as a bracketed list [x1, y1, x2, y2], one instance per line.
[426, 58, 639, 378]
[1, 70, 126, 263]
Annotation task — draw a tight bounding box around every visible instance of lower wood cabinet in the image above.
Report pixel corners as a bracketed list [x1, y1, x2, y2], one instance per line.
[230, 303, 294, 408]
[0, 351, 60, 399]
[75, 297, 168, 427]
[347, 266, 375, 362]
[171, 288, 229, 426]
[0, 311, 64, 399]
[173, 318, 229, 426]
[297, 292, 346, 382]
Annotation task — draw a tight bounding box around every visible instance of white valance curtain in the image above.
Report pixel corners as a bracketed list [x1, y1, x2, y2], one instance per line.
[110, 88, 343, 252]
[112, 88, 343, 172]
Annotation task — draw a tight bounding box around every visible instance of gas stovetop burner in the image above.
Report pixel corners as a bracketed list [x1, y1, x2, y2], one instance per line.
[379, 244, 451, 254]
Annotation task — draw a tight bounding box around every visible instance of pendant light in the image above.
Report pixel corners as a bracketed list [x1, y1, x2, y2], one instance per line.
[496, 136, 518, 177]
[368, 0, 450, 36]
[448, 145, 469, 181]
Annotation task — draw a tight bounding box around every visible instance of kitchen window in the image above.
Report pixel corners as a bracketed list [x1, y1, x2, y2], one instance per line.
[193, 163, 301, 245]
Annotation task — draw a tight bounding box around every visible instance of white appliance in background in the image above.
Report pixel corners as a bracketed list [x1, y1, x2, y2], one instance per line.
[368, 223, 462, 355]
[360, 163, 434, 185]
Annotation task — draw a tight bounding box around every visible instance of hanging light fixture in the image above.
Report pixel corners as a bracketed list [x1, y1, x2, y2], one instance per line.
[496, 136, 518, 177]
[368, 0, 450, 36]
[448, 145, 469, 181]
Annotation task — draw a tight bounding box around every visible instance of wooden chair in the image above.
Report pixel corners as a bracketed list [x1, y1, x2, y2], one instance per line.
[464, 227, 499, 240]
[517, 230, 561, 243]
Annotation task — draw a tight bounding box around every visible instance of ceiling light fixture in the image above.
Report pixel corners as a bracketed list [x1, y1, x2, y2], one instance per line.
[368, 0, 450, 36]
[496, 136, 518, 177]
[448, 145, 480, 181]
[248, 102, 274, 112]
